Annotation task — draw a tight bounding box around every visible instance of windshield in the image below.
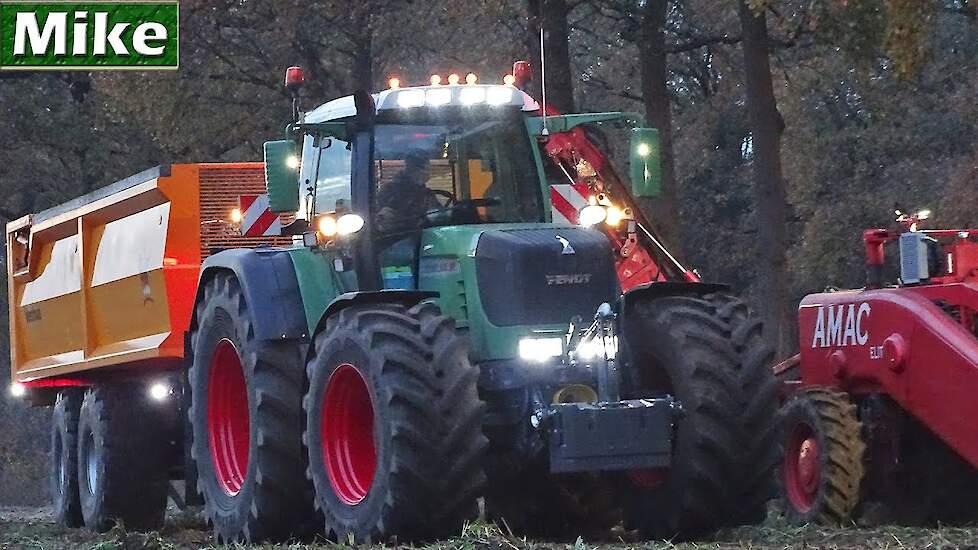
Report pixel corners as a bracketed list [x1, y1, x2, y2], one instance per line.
[370, 117, 543, 235]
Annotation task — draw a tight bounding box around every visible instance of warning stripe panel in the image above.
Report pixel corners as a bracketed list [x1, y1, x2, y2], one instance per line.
[549, 183, 589, 225]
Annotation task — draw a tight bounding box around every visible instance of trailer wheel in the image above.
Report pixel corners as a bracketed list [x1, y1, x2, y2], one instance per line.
[189, 272, 317, 543]
[779, 388, 865, 525]
[621, 294, 774, 539]
[51, 389, 83, 528]
[303, 302, 486, 543]
[77, 385, 169, 532]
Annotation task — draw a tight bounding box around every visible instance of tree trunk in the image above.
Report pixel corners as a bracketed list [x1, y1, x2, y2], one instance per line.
[351, 12, 373, 92]
[527, 0, 575, 112]
[737, 0, 793, 355]
[638, 0, 680, 246]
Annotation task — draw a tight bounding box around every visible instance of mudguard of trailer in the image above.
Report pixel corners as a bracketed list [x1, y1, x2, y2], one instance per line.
[197, 249, 309, 340]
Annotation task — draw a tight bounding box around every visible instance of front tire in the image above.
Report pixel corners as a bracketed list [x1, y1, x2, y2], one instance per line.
[779, 388, 865, 525]
[621, 293, 778, 539]
[303, 302, 487, 543]
[189, 272, 316, 543]
[51, 389, 83, 528]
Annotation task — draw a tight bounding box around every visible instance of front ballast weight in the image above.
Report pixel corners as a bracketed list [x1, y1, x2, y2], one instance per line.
[529, 302, 679, 474]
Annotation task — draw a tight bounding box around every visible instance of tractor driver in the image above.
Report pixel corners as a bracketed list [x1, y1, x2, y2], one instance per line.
[374, 150, 439, 236]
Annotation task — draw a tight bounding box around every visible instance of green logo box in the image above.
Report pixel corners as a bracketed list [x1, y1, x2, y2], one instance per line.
[0, 1, 178, 70]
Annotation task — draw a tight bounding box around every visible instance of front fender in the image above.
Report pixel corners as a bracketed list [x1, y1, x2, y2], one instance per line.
[196, 248, 309, 341]
[311, 290, 439, 338]
[619, 281, 729, 314]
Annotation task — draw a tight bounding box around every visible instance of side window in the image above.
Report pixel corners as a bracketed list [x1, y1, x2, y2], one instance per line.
[297, 134, 353, 218]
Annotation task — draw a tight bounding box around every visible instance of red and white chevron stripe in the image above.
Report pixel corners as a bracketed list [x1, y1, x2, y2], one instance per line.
[549, 183, 589, 225]
[238, 194, 281, 237]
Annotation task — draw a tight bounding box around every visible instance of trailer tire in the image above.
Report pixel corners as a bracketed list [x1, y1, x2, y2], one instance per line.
[189, 272, 317, 543]
[621, 295, 753, 539]
[77, 385, 169, 532]
[51, 389, 83, 528]
[303, 302, 486, 543]
[779, 388, 865, 525]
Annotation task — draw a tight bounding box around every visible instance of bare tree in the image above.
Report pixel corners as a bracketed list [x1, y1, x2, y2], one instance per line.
[737, 0, 792, 354]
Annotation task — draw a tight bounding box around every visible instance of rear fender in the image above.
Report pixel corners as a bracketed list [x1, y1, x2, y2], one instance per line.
[195, 249, 309, 341]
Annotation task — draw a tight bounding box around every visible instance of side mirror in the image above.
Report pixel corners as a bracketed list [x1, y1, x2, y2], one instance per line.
[264, 140, 300, 213]
[630, 128, 661, 198]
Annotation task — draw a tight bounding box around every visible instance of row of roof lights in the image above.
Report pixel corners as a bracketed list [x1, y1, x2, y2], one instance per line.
[394, 86, 514, 108]
[389, 73, 518, 90]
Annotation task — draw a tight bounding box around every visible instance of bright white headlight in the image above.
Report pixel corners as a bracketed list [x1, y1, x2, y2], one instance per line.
[337, 213, 365, 235]
[518, 337, 563, 362]
[459, 87, 486, 105]
[9, 383, 26, 398]
[425, 88, 452, 106]
[397, 89, 425, 108]
[486, 86, 513, 106]
[578, 204, 607, 227]
[149, 383, 170, 401]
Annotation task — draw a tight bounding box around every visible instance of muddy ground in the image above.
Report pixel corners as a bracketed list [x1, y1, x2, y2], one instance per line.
[2, 507, 977, 550]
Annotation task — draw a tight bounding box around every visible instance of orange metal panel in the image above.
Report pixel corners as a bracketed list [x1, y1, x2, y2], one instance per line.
[7, 163, 290, 384]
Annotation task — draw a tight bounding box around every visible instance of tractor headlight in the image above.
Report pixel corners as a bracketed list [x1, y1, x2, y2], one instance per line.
[579, 204, 607, 227]
[336, 213, 365, 235]
[575, 335, 618, 361]
[9, 382, 26, 398]
[518, 337, 564, 362]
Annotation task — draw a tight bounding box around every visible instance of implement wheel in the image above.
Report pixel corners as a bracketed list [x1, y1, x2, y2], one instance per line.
[621, 292, 779, 539]
[77, 384, 168, 532]
[779, 388, 865, 525]
[189, 272, 316, 543]
[303, 302, 487, 543]
[51, 389, 83, 528]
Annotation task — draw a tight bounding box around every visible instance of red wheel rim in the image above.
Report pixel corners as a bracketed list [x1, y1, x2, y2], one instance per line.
[321, 364, 376, 505]
[208, 338, 250, 497]
[784, 422, 820, 512]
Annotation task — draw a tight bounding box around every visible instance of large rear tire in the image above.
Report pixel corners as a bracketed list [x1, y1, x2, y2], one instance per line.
[51, 389, 83, 528]
[189, 272, 317, 543]
[303, 302, 486, 543]
[621, 293, 778, 539]
[778, 388, 865, 525]
[77, 384, 169, 532]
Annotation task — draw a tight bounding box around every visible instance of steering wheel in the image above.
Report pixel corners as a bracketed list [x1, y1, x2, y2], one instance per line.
[431, 189, 457, 207]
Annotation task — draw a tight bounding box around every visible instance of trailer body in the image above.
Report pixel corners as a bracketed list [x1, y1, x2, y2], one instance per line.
[6, 163, 285, 387]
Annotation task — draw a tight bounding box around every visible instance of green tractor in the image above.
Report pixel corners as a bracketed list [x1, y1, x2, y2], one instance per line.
[187, 68, 779, 543]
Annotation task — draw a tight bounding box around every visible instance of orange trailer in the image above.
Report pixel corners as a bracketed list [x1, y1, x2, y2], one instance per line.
[6, 163, 285, 389]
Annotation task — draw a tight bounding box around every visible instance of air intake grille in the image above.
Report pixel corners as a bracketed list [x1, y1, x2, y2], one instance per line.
[198, 164, 292, 258]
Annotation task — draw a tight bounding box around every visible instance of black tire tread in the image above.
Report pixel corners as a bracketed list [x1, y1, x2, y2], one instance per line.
[51, 390, 83, 528]
[189, 271, 316, 543]
[77, 384, 168, 532]
[780, 388, 865, 525]
[303, 301, 486, 542]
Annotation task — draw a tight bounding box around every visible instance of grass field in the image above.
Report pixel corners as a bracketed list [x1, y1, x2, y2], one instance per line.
[2, 507, 977, 550]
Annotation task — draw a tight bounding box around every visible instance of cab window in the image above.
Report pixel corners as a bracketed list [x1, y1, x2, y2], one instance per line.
[298, 134, 353, 218]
